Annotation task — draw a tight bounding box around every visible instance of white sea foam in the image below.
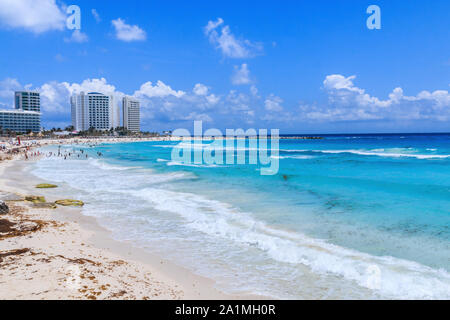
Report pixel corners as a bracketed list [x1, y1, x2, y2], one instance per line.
[281, 149, 449, 160]
[128, 187, 450, 299]
[272, 155, 315, 160]
[32, 146, 450, 299]
[167, 161, 220, 168]
[89, 158, 141, 171]
[317, 149, 450, 159]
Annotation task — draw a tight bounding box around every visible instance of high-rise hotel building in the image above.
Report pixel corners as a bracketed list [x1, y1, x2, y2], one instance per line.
[122, 96, 140, 132]
[0, 91, 41, 133]
[71, 92, 120, 131]
[15, 91, 41, 111]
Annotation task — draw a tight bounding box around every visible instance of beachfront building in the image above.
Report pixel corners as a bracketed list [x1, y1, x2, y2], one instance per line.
[122, 96, 140, 132]
[71, 92, 119, 131]
[0, 110, 41, 133]
[0, 91, 41, 133]
[15, 91, 40, 112]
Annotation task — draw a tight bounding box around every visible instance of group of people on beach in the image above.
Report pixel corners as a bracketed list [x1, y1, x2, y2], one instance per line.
[44, 147, 90, 161]
[24, 150, 43, 160]
[41, 147, 104, 161]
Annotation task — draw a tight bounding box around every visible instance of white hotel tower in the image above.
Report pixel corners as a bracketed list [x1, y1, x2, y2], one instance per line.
[0, 91, 41, 133]
[122, 96, 140, 132]
[71, 92, 120, 131]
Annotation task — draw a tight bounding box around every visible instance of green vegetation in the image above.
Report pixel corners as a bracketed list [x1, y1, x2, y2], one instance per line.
[25, 196, 46, 203]
[35, 183, 58, 189]
[55, 199, 84, 207]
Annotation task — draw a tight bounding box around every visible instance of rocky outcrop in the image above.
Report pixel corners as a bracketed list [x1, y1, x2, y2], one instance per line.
[55, 199, 84, 207]
[25, 196, 46, 204]
[0, 201, 8, 215]
[35, 184, 58, 189]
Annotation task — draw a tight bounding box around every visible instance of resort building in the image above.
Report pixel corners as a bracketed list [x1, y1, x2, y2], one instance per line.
[0, 91, 41, 133]
[71, 92, 119, 131]
[0, 110, 41, 133]
[15, 91, 41, 112]
[122, 96, 140, 132]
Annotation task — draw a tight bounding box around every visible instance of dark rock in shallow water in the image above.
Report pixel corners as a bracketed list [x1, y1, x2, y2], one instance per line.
[0, 201, 8, 215]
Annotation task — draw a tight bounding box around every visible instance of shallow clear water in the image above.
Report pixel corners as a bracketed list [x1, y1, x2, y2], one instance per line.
[32, 134, 450, 299]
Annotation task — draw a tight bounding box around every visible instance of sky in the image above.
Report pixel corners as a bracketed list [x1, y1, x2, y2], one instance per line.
[0, 0, 448, 134]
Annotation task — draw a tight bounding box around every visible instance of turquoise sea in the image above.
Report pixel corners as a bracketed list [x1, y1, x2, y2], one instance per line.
[33, 133, 450, 299]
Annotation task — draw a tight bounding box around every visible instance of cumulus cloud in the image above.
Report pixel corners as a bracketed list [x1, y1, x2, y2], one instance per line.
[231, 63, 251, 85]
[0, 78, 22, 101]
[250, 85, 259, 97]
[0, 77, 234, 129]
[37, 78, 124, 114]
[112, 18, 146, 42]
[264, 94, 283, 112]
[64, 30, 89, 43]
[2, 74, 448, 131]
[226, 90, 251, 112]
[204, 18, 262, 58]
[0, 78, 25, 110]
[300, 74, 450, 121]
[224, 90, 258, 124]
[193, 83, 209, 96]
[192, 84, 220, 106]
[134, 81, 185, 98]
[0, 0, 66, 33]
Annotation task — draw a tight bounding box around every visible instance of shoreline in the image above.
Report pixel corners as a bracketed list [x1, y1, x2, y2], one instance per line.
[0, 148, 265, 300]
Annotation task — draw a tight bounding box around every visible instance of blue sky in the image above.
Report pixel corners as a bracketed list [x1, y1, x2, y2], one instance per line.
[0, 0, 448, 133]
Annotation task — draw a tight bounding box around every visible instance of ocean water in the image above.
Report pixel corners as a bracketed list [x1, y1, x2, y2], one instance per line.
[32, 133, 450, 299]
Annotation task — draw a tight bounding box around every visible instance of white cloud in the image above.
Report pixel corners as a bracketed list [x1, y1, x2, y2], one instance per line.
[64, 30, 89, 43]
[205, 94, 220, 106]
[134, 81, 185, 98]
[204, 18, 224, 34]
[264, 94, 283, 112]
[250, 85, 259, 97]
[0, 78, 21, 100]
[323, 74, 391, 108]
[112, 18, 146, 42]
[232, 63, 251, 85]
[204, 18, 262, 58]
[181, 112, 213, 122]
[91, 9, 101, 23]
[193, 83, 209, 96]
[300, 74, 450, 121]
[39, 82, 72, 113]
[192, 83, 220, 106]
[0, 77, 234, 129]
[0, 78, 24, 109]
[37, 78, 125, 114]
[0, 0, 66, 33]
[65, 78, 119, 96]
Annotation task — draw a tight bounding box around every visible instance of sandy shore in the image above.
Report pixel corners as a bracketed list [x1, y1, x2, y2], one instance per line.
[0, 145, 260, 300]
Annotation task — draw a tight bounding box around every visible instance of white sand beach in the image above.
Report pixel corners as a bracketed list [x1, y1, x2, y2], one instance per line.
[0, 138, 259, 300]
